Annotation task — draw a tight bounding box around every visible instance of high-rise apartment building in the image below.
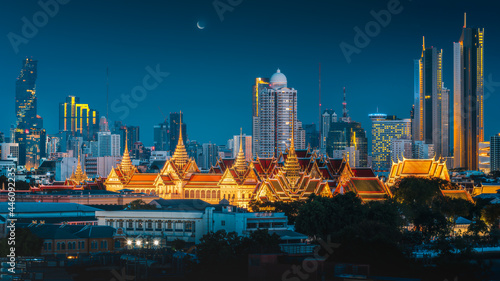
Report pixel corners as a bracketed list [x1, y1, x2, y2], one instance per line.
[369, 113, 411, 172]
[453, 15, 484, 170]
[252, 69, 305, 158]
[252, 77, 269, 157]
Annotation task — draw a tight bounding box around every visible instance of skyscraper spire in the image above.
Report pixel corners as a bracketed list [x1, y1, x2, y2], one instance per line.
[233, 128, 247, 174]
[464, 12, 466, 28]
[171, 111, 189, 169]
[283, 109, 300, 187]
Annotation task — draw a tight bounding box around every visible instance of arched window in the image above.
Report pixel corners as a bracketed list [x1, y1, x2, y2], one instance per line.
[212, 190, 217, 199]
[57, 243, 60, 250]
[185, 190, 189, 198]
[201, 190, 205, 199]
[217, 191, 220, 200]
[68, 242, 72, 250]
[206, 190, 211, 199]
[190, 190, 194, 198]
[61, 243, 66, 250]
[195, 190, 200, 198]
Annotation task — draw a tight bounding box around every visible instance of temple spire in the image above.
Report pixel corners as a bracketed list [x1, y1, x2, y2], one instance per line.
[233, 128, 247, 174]
[121, 129, 133, 174]
[283, 109, 300, 187]
[171, 111, 189, 169]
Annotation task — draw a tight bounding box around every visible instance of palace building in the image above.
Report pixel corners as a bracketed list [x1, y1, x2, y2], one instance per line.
[104, 119, 393, 207]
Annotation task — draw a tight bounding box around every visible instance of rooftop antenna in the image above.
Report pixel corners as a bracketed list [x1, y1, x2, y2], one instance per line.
[464, 12, 466, 28]
[106, 67, 109, 120]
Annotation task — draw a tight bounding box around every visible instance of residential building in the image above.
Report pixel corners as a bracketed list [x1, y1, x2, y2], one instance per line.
[491, 134, 500, 172]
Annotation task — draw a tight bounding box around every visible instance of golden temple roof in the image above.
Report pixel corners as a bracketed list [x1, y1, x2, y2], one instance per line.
[233, 128, 247, 174]
[120, 131, 133, 174]
[283, 111, 300, 187]
[171, 112, 189, 169]
[69, 153, 88, 184]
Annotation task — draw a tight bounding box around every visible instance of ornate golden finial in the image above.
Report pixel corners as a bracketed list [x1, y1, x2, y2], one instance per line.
[120, 129, 133, 174]
[171, 111, 189, 169]
[283, 108, 300, 187]
[234, 128, 247, 174]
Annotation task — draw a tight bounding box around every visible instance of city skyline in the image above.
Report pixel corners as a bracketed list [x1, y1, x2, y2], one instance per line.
[1, 0, 499, 148]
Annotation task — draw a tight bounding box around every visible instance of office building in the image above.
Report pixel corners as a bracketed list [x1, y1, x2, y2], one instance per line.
[252, 69, 305, 158]
[453, 15, 484, 170]
[369, 113, 411, 172]
[478, 141, 490, 174]
[491, 134, 500, 172]
[154, 121, 169, 151]
[305, 123, 319, 150]
[201, 143, 218, 170]
[0, 143, 19, 161]
[169, 112, 187, 153]
[59, 96, 99, 141]
[97, 132, 120, 157]
[321, 109, 336, 152]
[326, 89, 367, 167]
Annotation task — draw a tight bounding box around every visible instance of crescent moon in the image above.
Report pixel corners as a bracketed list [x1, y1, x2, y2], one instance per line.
[197, 21, 205, 30]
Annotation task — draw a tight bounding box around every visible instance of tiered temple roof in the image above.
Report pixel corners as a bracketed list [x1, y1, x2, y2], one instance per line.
[387, 157, 450, 186]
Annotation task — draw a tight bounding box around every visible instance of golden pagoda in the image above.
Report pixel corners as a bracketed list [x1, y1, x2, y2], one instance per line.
[68, 153, 88, 185]
[233, 128, 248, 174]
[170, 112, 189, 170]
[283, 111, 301, 188]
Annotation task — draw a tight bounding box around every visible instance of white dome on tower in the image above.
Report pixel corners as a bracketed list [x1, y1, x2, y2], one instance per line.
[270, 68, 287, 88]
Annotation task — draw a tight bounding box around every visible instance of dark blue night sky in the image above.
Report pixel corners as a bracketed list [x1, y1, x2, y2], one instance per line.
[1, 0, 499, 146]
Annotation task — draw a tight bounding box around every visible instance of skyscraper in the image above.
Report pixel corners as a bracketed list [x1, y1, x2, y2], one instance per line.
[453, 15, 484, 170]
[252, 77, 269, 158]
[369, 114, 411, 172]
[154, 120, 169, 151]
[320, 109, 336, 152]
[412, 38, 448, 158]
[169, 112, 187, 153]
[15, 58, 40, 130]
[59, 96, 99, 141]
[14, 58, 46, 169]
[253, 69, 305, 158]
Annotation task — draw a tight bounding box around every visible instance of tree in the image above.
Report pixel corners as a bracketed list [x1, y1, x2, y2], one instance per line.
[127, 199, 156, 210]
[393, 177, 442, 207]
[482, 204, 500, 228]
[248, 200, 304, 225]
[295, 192, 365, 240]
[172, 238, 186, 251]
[0, 228, 43, 257]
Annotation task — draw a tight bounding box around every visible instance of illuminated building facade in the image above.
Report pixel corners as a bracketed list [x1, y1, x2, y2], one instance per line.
[252, 77, 269, 158]
[453, 15, 484, 170]
[253, 69, 305, 158]
[369, 114, 411, 172]
[412, 38, 448, 158]
[59, 96, 99, 141]
[491, 134, 500, 172]
[326, 120, 367, 167]
[14, 58, 46, 169]
[478, 141, 490, 173]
